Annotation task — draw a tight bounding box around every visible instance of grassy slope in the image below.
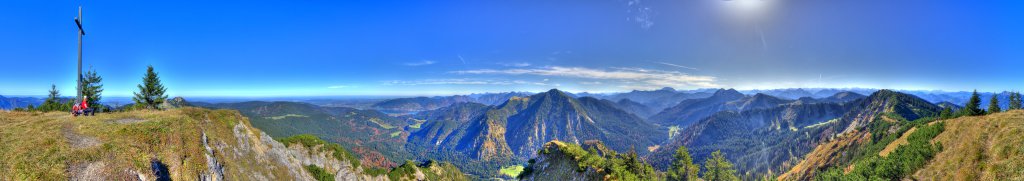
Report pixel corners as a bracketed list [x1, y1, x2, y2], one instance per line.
[879, 126, 917, 157]
[0, 107, 291, 180]
[0, 107, 471, 181]
[913, 110, 1024, 180]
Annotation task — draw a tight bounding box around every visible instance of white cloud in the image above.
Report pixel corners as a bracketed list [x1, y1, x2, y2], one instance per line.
[383, 79, 547, 86]
[626, 0, 655, 29]
[451, 66, 719, 89]
[404, 60, 436, 66]
[654, 62, 698, 70]
[327, 85, 349, 89]
[498, 62, 531, 67]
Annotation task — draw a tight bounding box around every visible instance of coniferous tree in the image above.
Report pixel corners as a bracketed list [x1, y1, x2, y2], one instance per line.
[40, 84, 62, 111]
[988, 94, 1001, 113]
[1009, 92, 1022, 110]
[132, 65, 168, 110]
[82, 67, 103, 110]
[962, 90, 983, 116]
[668, 146, 700, 181]
[703, 150, 739, 181]
[939, 107, 953, 119]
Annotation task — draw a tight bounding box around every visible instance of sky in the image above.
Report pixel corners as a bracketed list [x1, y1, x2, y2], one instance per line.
[1, 0, 1023, 97]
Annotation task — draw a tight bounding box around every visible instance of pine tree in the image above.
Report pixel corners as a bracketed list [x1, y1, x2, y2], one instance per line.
[668, 146, 700, 181]
[82, 67, 103, 110]
[703, 150, 739, 181]
[988, 94, 1001, 113]
[133, 65, 168, 110]
[1009, 92, 1022, 110]
[962, 90, 983, 116]
[939, 107, 953, 119]
[41, 84, 61, 111]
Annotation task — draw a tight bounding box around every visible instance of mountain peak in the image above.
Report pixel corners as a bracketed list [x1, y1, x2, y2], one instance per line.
[751, 93, 772, 98]
[830, 91, 864, 100]
[658, 87, 676, 92]
[713, 88, 744, 98]
[541, 89, 571, 98]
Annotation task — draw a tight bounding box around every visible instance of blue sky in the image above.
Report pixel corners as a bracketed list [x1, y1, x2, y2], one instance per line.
[1, 0, 1022, 97]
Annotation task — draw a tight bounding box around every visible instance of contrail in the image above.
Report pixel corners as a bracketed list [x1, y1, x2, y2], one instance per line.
[756, 24, 767, 51]
[457, 54, 466, 64]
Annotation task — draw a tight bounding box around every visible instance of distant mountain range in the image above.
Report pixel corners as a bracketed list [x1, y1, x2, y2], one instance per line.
[0, 95, 43, 110]
[183, 87, 1020, 179]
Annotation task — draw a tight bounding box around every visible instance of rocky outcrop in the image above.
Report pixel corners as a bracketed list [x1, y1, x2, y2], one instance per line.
[519, 142, 603, 181]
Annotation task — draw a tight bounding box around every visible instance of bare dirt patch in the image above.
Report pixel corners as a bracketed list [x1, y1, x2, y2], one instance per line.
[68, 161, 107, 181]
[110, 118, 149, 124]
[62, 123, 100, 149]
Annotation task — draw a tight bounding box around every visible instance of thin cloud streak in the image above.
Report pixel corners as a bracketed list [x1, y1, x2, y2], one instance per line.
[383, 79, 547, 86]
[450, 66, 718, 89]
[498, 62, 531, 67]
[404, 60, 436, 66]
[654, 62, 698, 70]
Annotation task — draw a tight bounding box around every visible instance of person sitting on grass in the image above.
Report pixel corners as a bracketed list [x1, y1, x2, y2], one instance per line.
[72, 95, 94, 116]
[72, 102, 81, 116]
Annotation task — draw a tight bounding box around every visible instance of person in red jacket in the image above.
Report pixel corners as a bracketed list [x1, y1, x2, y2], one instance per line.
[81, 95, 94, 116]
[72, 95, 94, 116]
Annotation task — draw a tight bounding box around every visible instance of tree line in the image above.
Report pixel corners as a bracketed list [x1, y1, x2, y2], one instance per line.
[16, 65, 169, 112]
[941, 90, 1023, 119]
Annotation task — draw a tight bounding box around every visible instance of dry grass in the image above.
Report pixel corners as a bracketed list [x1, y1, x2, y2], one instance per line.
[878, 127, 916, 157]
[0, 108, 279, 180]
[913, 110, 1024, 181]
[777, 130, 871, 181]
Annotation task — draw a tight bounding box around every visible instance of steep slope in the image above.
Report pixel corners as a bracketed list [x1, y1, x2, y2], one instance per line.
[0, 108, 468, 180]
[202, 101, 410, 168]
[609, 98, 657, 118]
[405, 89, 666, 177]
[644, 90, 942, 180]
[504, 90, 664, 158]
[913, 110, 1024, 180]
[779, 90, 943, 180]
[406, 102, 490, 151]
[649, 102, 850, 177]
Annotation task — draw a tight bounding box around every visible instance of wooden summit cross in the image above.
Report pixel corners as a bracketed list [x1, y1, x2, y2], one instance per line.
[75, 6, 85, 102]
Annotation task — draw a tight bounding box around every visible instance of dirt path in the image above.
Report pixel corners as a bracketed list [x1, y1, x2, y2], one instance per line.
[62, 123, 100, 148]
[110, 118, 149, 124]
[68, 161, 107, 181]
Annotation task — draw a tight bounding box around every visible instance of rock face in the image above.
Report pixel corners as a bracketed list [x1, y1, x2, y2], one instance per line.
[519, 142, 604, 181]
[226, 119, 368, 181]
[200, 132, 225, 181]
